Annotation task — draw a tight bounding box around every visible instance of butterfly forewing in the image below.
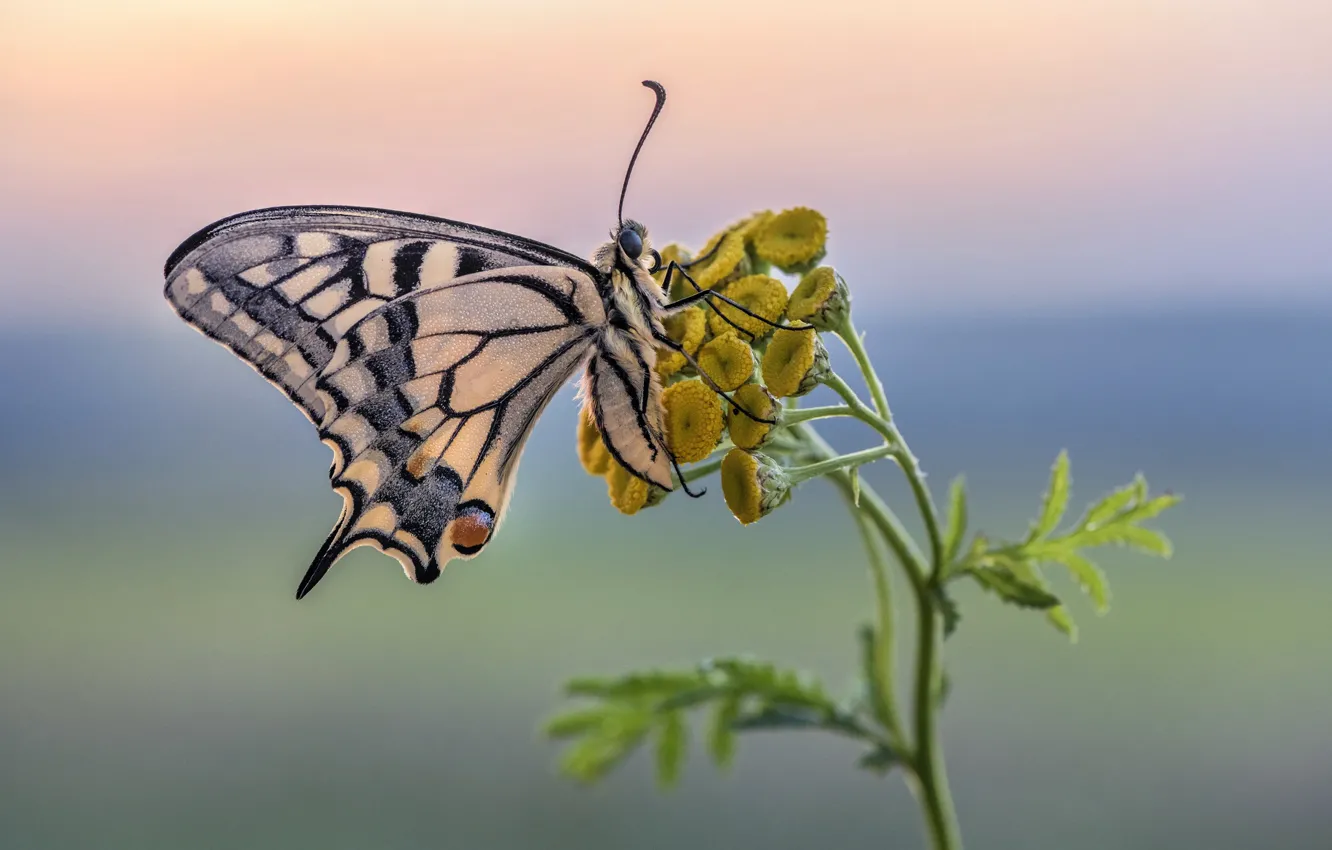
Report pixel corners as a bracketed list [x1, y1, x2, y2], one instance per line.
[163, 205, 600, 425]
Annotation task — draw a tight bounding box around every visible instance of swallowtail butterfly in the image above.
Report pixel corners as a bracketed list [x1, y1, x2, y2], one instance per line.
[164, 81, 798, 599]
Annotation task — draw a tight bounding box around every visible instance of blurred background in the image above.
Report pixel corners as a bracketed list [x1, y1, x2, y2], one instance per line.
[2, 1, 1329, 848]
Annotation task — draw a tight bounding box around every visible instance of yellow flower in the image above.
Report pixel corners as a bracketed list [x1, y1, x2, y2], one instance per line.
[676, 228, 747, 297]
[720, 449, 791, 525]
[606, 459, 651, 515]
[762, 328, 830, 398]
[663, 379, 723, 463]
[787, 266, 850, 331]
[577, 406, 610, 476]
[695, 332, 754, 392]
[654, 306, 708, 380]
[753, 207, 828, 274]
[651, 243, 691, 291]
[727, 383, 780, 449]
[707, 274, 789, 339]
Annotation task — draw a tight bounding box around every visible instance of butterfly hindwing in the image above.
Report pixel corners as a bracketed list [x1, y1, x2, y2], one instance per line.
[163, 205, 600, 425]
[298, 266, 605, 596]
[584, 340, 674, 491]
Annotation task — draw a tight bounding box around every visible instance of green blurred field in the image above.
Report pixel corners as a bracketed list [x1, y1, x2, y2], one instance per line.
[2, 313, 1329, 848]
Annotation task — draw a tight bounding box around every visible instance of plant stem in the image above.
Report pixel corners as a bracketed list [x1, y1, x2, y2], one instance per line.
[788, 444, 895, 484]
[828, 319, 962, 850]
[910, 586, 961, 850]
[835, 320, 892, 420]
[782, 403, 856, 426]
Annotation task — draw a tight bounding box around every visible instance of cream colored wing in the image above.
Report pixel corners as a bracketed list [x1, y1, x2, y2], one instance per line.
[163, 205, 602, 425]
[583, 338, 674, 491]
[298, 266, 605, 597]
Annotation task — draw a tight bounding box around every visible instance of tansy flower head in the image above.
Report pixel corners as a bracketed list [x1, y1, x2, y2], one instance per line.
[654, 306, 708, 380]
[787, 266, 850, 332]
[762, 327, 831, 398]
[676, 228, 747, 297]
[695, 332, 754, 392]
[720, 449, 791, 525]
[707, 274, 789, 339]
[606, 459, 662, 515]
[663, 379, 724, 463]
[753, 207, 828, 274]
[727, 383, 780, 449]
[577, 406, 611, 476]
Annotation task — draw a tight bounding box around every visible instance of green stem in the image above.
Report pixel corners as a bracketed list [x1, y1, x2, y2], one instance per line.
[828, 318, 961, 850]
[788, 444, 894, 485]
[835, 320, 892, 419]
[782, 404, 856, 426]
[910, 584, 961, 850]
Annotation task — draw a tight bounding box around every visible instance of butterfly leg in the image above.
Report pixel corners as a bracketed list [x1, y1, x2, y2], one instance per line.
[652, 329, 778, 425]
[660, 262, 817, 334]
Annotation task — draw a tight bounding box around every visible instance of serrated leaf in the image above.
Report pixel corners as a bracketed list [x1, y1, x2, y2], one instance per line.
[1028, 450, 1071, 542]
[654, 710, 687, 788]
[1118, 492, 1183, 525]
[544, 707, 608, 739]
[1077, 479, 1139, 530]
[857, 624, 893, 729]
[1046, 550, 1110, 612]
[731, 706, 825, 731]
[943, 476, 968, 564]
[968, 565, 1061, 609]
[557, 708, 653, 783]
[857, 744, 901, 775]
[565, 672, 703, 699]
[933, 585, 962, 637]
[1077, 523, 1173, 557]
[707, 694, 741, 768]
[1046, 605, 1078, 642]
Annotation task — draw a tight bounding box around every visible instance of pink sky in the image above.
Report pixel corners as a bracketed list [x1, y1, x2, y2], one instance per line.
[3, 0, 1330, 324]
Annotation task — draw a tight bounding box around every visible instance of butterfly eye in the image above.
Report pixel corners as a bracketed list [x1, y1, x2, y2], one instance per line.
[647, 249, 662, 274]
[618, 227, 644, 259]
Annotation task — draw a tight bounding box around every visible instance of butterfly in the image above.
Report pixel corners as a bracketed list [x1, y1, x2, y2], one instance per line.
[164, 81, 803, 599]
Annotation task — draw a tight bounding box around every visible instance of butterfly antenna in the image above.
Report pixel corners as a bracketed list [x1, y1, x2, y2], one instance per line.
[618, 80, 667, 227]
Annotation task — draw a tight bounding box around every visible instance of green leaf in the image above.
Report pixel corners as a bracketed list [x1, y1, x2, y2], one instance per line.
[1076, 523, 1173, 557]
[850, 466, 861, 507]
[932, 585, 962, 637]
[1028, 450, 1071, 542]
[857, 624, 894, 730]
[731, 706, 826, 731]
[707, 694, 741, 769]
[565, 671, 704, 699]
[1076, 477, 1140, 530]
[1046, 550, 1110, 612]
[943, 475, 968, 564]
[857, 744, 901, 776]
[1118, 492, 1183, 525]
[654, 710, 688, 788]
[557, 706, 653, 783]
[543, 707, 608, 739]
[968, 564, 1061, 609]
[1045, 605, 1079, 642]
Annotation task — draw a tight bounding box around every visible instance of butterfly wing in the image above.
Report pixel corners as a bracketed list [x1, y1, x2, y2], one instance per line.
[584, 339, 674, 491]
[163, 204, 600, 425]
[163, 206, 606, 596]
[303, 267, 603, 597]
